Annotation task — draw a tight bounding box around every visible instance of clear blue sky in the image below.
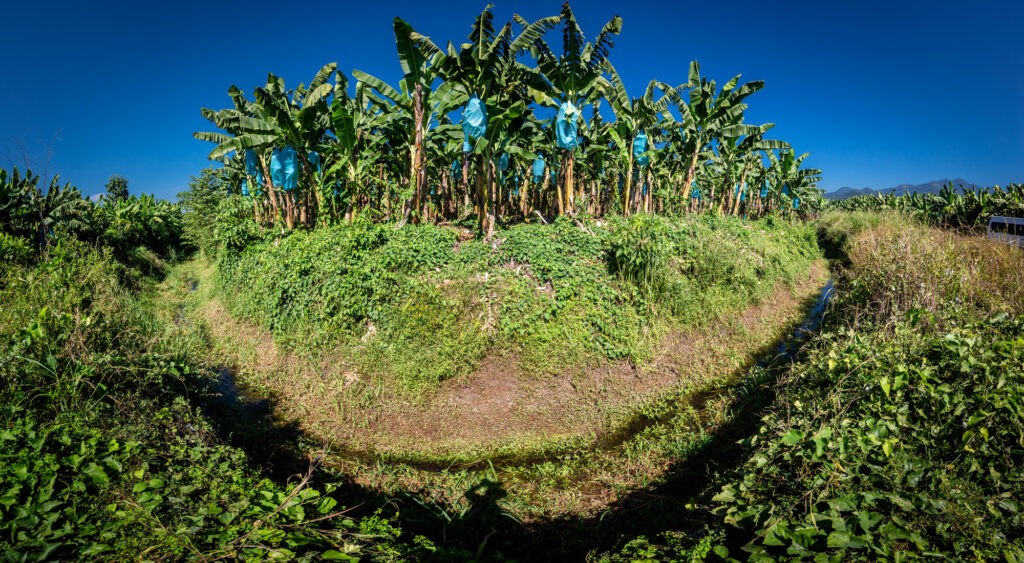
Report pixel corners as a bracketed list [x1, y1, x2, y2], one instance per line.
[1, 0, 1021, 200]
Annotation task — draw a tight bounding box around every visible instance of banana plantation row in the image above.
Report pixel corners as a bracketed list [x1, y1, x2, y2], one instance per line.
[829, 182, 1024, 230]
[196, 3, 822, 235]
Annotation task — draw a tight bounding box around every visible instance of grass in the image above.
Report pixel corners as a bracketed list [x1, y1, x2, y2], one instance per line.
[160, 238, 830, 527]
[593, 212, 1024, 561]
[0, 239, 432, 560]
[215, 214, 821, 391]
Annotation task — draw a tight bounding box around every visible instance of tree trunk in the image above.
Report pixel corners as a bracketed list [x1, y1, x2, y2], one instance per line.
[623, 152, 634, 215]
[520, 174, 529, 217]
[563, 151, 575, 215]
[541, 165, 552, 217]
[683, 150, 700, 208]
[732, 171, 748, 217]
[410, 83, 426, 222]
[260, 157, 290, 230]
[555, 165, 565, 215]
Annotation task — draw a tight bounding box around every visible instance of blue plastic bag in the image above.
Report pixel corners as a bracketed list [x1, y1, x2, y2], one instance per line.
[781, 184, 789, 196]
[532, 155, 545, 183]
[498, 152, 509, 172]
[760, 182, 769, 199]
[462, 95, 487, 153]
[633, 131, 649, 166]
[556, 101, 580, 151]
[241, 180, 250, 197]
[245, 149, 260, 178]
[271, 147, 299, 191]
[308, 150, 321, 174]
[270, 149, 283, 187]
[793, 197, 800, 209]
[691, 186, 701, 200]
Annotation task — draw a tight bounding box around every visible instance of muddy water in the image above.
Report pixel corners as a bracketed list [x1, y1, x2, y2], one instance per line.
[762, 278, 835, 364]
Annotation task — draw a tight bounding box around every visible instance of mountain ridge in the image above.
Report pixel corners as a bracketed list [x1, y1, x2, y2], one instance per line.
[825, 178, 977, 200]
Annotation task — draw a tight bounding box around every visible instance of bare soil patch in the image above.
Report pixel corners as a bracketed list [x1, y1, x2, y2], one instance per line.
[197, 261, 829, 460]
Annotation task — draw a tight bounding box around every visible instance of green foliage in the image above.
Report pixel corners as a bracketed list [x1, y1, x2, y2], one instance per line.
[178, 167, 231, 255]
[104, 175, 129, 202]
[0, 231, 33, 273]
[826, 183, 1024, 230]
[495, 217, 644, 368]
[601, 528, 727, 562]
[0, 235, 424, 560]
[219, 215, 820, 387]
[212, 194, 265, 252]
[0, 167, 92, 251]
[660, 214, 820, 325]
[1, 166, 183, 279]
[94, 194, 183, 268]
[606, 213, 672, 300]
[0, 416, 136, 560]
[712, 313, 1024, 560]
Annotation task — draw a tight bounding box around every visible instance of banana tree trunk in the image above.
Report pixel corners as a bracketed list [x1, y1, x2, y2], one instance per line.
[461, 155, 470, 219]
[623, 152, 634, 215]
[519, 173, 529, 216]
[410, 83, 426, 222]
[683, 149, 700, 213]
[555, 166, 565, 215]
[563, 151, 575, 215]
[732, 171, 748, 217]
[645, 171, 654, 213]
[541, 165, 552, 217]
[259, 157, 291, 229]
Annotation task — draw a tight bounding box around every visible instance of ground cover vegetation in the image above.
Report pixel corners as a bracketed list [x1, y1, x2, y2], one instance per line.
[597, 213, 1024, 560]
[212, 213, 820, 392]
[0, 173, 439, 560]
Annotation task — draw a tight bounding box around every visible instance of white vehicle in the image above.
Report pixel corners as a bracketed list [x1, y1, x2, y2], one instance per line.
[987, 216, 1024, 247]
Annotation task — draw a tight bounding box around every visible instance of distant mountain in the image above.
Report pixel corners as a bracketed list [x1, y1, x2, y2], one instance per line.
[825, 178, 977, 200]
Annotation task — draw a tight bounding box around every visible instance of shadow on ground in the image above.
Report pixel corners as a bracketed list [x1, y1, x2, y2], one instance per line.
[191, 272, 838, 561]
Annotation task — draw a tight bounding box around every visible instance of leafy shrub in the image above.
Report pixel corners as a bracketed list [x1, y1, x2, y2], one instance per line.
[0, 243, 426, 560]
[218, 216, 821, 387]
[0, 231, 33, 272]
[713, 313, 1024, 560]
[606, 214, 672, 300]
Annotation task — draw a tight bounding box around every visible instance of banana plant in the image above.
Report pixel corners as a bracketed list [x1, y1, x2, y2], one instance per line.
[325, 77, 390, 222]
[605, 65, 679, 214]
[529, 2, 621, 216]
[668, 61, 766, 209]
[195, 63, 339, 229]
[711, 122, 788, 216]
[353, 18, 469, 223]
[414, 4, 557, 235]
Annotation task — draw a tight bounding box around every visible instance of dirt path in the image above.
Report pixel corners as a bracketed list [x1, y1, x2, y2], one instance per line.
[195, 260, 830, 460]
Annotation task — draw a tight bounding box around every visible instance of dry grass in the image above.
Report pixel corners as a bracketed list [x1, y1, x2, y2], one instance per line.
[847, 222, 1024, 324]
